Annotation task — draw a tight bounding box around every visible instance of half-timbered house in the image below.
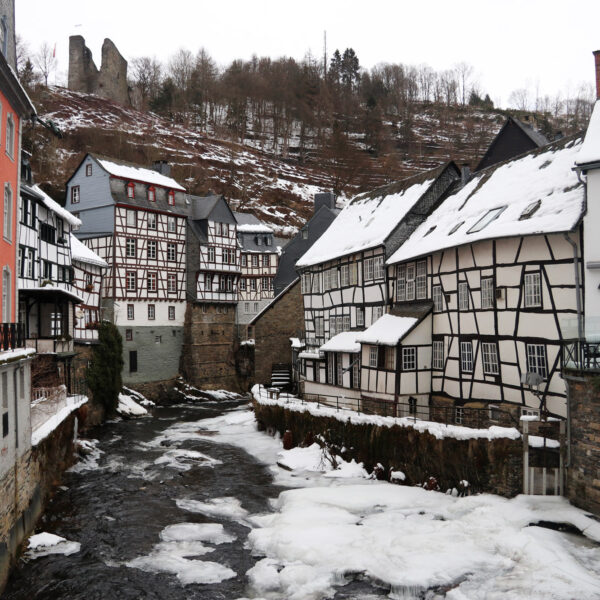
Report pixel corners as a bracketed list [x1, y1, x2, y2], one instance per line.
[70, 234, 107, 343]
[387, 135, 585, 419]
[64, 155, 187, 384]
[234, 212, 278, 325]
[295, 163, 460, 399]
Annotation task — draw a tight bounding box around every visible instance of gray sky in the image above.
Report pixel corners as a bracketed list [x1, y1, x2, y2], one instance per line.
[18, 0, 600, 108]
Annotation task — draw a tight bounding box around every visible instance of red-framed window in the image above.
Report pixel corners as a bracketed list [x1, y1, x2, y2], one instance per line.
[127, 182, 135, 199]
[167, 190, 175, 206]
[148, 186, 156, 202]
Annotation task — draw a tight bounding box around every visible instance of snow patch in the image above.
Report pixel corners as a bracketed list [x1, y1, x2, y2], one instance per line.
[27, 532, 80, 558]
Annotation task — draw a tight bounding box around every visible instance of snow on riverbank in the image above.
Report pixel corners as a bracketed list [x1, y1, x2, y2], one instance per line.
[27, 532, 80, 558]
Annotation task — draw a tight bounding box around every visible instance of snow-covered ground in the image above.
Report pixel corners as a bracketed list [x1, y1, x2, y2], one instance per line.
[147, 402, 600, 599]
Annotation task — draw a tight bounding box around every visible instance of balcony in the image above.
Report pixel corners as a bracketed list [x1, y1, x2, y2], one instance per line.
[25, 337, 74, 354]
[562, 340, 600, 372]
[0, 322, 25, 351]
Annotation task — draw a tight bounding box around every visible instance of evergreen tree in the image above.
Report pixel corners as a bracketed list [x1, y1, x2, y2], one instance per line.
[87, 322, 123, 415]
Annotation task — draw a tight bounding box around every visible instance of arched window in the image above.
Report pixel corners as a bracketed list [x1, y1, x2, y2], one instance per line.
[126, 182, 135, 199]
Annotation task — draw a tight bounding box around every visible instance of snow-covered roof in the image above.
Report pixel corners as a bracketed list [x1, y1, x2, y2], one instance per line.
[355, 314, 418, 346]
[389, 136, 584, 265]
[295, 169, 440, 268]
[319, 332, 361, 354]
[290, 337, 305, 349]
[576, 100, 600, 167]
[298, 350, 322, 360]
[237, 223, 273, 234]
[31, 185, 81, 227]
[27, 284, 84, 304]
[70, 234, 108, 268]
[97, 158, 185, 191]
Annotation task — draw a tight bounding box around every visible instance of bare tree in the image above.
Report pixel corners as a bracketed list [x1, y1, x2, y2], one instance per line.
[454, 62, 474, 106]
[130, 56, 162, 110]
[508, 88, 530, 111]
[34, 41, 57, 87]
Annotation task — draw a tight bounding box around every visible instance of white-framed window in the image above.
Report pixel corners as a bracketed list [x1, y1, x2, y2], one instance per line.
[86, 163, 92, 177]
[524, 272, 541, 308]
[244, 302, 250, 313]
[364, 257, 374, 281]
[481, 277, 494, 309]
[467, 206, 506, 234]
[458, 282, 469, 311]
[167, 243, 176, 261]
[262, 254, 269, 267]
[327, 354, 334, 384]
[147, 212, 157, 230]
[312, 272, 321, 293]
[315, 316, 324, 338]
[336, 354, 343, 385]
[168, 306, 175, 320]
[416, 260, 427, 299]
[253, 302, 259, 312]
[1, 266, 10, 321]
[240, 278, 246, 291]
[27, 249, 34, 278]
[208, 247, 215, 262]
[526, 344, 547, 379]
[127, 304, 134, 319]
[241, 254, 247, 267]
[126, 271, 136, 291]
[455, 406, 464, 425]
[433, 285, 443, 312]
[3, 183, 11, 242]
[71, 185, 80, 204]
[167, 274, 177, 293]
[460, 341, 473, 373]
[205, 274, 213, 290]
[432, 340, 444, 370]
[222, 248, 229, 264]
[352, 362, 360, 389]
[372, 305, 384, 322]
[340, 264, 349, 287]
[406, 262, 415, 300]
[147, 272, 157, 292]
[402, 346, 416, 371]
[5, 113, 14, 159]
[356, 307, 364, 327]
[250, 278, 257, 291]
[369, 346, 378, 368]
[374, 256, 385, 280]
[385, 346, 396, 370]
[481, 342, 499, 375]
[301, 273, 310, 294]
[126, 238, 136, 258]
[126, 209, 136, 227]
[396, 264, 406, 301]
[147, 240, 157, 259]
[349, 262, 358, 285]
[50, 312, 62, 336]
[343, 315, 351, 332]
[147, 187, 156, 202]
[252, 255, 258, 267]
[521, 407, 540, 418]
[167, 216, 176, 233]
[261, 277, 269, 291]
[488, 404, 501, 422]
[148, 304, 155, 320]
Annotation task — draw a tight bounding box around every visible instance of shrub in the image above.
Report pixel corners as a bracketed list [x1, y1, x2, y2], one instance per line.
[87, 322, 124, 415]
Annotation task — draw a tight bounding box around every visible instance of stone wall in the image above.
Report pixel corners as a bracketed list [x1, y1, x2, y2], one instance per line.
[181, 303, 240, 391]
[252, 280, 303, 385]
[253, 401, 523, 497]
[0, 412, 81, 593]
[566, 371, 600, 515]
[68, 36, 129, 105]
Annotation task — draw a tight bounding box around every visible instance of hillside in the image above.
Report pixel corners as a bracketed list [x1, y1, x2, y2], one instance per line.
[25, 86, 509, 235]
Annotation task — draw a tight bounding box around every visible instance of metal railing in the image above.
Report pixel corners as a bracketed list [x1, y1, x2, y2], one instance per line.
[0, 322, 25, 351]
[562, 339, 600, 372]
[297, 392, 520, 429]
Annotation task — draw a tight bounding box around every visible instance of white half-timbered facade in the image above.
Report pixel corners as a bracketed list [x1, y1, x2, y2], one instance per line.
[235, 212, 278, 324]
[387, 135, 585, 419]
[65, 154, 187, 383]
[70, 234, 107, 343]
[296, 163, 460, 396]
[187, 194, 240, 306]
[18, 182, 82, 356]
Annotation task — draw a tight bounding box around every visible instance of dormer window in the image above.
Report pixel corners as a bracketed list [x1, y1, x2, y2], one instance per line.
[148, 186, 156, 202]
[467, 206, 506, 234]
[127, 182, 135, 199]
[168, 190, 175, 205]
[255, 236, 262, 246]
[519, 200, 541, 220]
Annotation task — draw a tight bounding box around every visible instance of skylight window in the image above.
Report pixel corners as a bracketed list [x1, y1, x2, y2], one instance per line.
[467, 207, 506, 234]
[424, 225, 437, 237]
[519, 199, 541, 220]
[448, 221, 464, 235]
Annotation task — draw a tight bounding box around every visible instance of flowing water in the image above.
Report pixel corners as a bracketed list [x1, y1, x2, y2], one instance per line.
[4, 396, 291, 600]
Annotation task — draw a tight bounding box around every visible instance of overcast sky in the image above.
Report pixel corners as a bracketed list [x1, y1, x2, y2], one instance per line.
[17, 0, 600, 108]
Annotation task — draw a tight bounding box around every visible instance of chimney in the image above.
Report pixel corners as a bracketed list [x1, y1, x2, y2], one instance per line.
[594, 50, 600, 100]
[152, 159, 171, 177]
[313, 191, 336, 214]
[460, 164, 471, 187]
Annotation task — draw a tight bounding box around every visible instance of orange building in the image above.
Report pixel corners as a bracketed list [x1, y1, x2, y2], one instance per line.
[0, 46, 35, 322]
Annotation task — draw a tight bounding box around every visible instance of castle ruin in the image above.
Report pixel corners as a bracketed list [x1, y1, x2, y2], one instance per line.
[68, 36, 130, 105]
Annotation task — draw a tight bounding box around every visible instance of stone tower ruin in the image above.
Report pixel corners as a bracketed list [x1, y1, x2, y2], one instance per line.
[68, 36, 129, 105]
